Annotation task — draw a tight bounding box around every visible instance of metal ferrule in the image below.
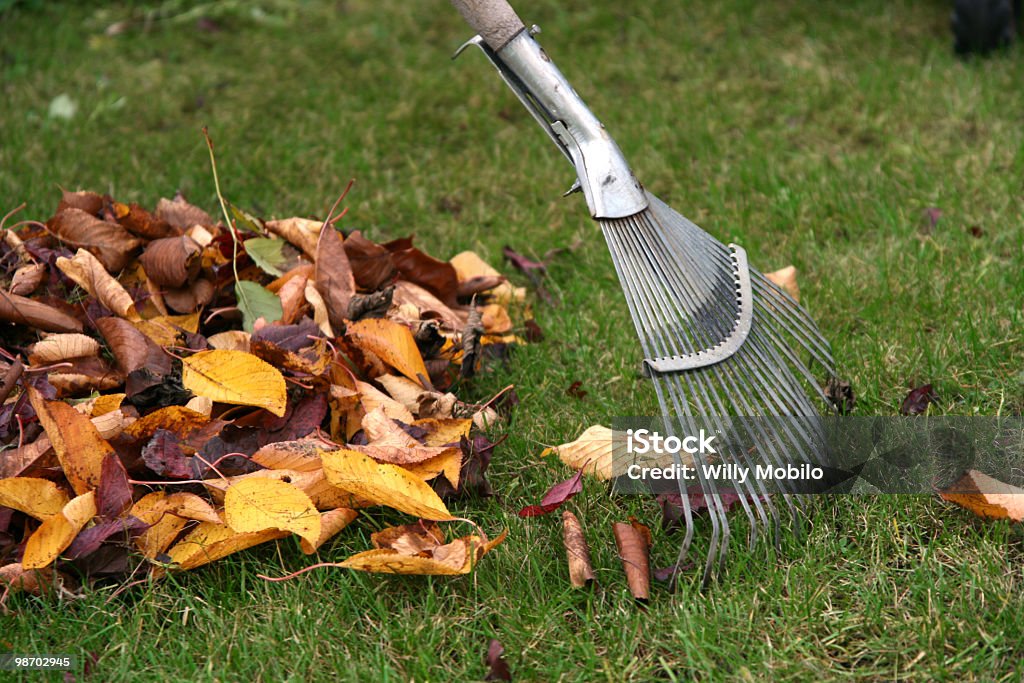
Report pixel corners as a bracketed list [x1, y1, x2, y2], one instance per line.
[459, 30, 648, 219]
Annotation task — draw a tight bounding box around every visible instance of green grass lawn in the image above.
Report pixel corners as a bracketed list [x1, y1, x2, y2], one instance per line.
[2, 0, 1023, 680]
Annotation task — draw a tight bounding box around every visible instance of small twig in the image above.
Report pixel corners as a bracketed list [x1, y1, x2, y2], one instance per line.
[0, 358, 23, 404]
[257, 561, 350, 582]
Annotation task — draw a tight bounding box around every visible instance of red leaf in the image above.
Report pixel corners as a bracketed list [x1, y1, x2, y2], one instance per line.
[141, 429, 196, 480]
[484, 639, 512, 682]
[900, 384, 936, 415]
[97, 453, 132, 520]
[518, 469, 583, 517]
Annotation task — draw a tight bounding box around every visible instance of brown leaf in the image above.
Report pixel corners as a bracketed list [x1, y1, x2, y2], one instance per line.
[139, 236, 202, 288]
[277, 273, 310, 324]
[0, 290, 83, 332]
[162, 277, 215, 314]
[9, 262, 46, 296]
[940, 470, 1024, 522]
[56, 248, 139, 319]
[155, 193, 213, 231]
[825, 377, 855, 415]
[341, 527, 507, 575]
[56, 188, 103, 216]
[388, 241, 460, 307]
[562, 511, 595, 588]
[541, 425, 620, 481]
[0, 564, 68, 597]
[47, 208, 143, 272]
[97, 452, 132, 519]
[460, 306, 483, 379]
[96, 316, 170, 375]
[28, 386, 112, 495]
[391, 280, 464, 331]
[343, 230, 396, 290]
[112, 201, 177, 239]
[613, 519, 651, 602]
[314, 223, 355, 333]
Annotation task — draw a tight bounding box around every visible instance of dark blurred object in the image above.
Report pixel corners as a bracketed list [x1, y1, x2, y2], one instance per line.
[952, 0, 1021, 55]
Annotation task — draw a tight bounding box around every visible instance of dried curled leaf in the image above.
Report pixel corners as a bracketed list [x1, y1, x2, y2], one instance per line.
[181, 349, 287, 417]
[224, 478, 322, 545]
[0, 290, 83, 333]
[47, 208, 143, 272]
[22, 491, 97, 569]
[139, 235, 202, 288]
[613, 519, 651, 602]
[562, 511, 595, 588]
[56, 248, 139, 319]
[28, 333, 100, 365]
[341, 527, 507, 575]
[320, 448, 454, 520]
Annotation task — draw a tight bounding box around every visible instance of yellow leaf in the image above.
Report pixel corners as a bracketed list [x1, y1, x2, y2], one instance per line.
[449, 251, 523, 304]
[28, 386, 112, 495]
[166, 521, 288, 571]
[376, 373, 425, 414]
[130, 491, 222, 558]
[320, 448, 454, 520]
[347, 318, 429, 385]
[22, 491, 96, 569]
[181, 349, 287, 417]
[299, 508, 359, 554]
[356, 380, 415, 423]
[91, 393, 125, 417]
[0, 477, 70, 520]
[415, 418, 473, 447]
[341, 528, 507, 575]
[251, 439, 324, 472]
[400, 448, 462, 488]
[224, 478, 321, 545]
[541, 424, 622, 481]
[130, 313, 200, 347]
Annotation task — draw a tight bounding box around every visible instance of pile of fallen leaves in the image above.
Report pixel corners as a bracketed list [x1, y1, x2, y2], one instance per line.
[0, 184, 522, 602]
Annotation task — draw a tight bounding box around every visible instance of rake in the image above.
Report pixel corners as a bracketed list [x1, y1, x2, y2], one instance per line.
[450, 0, 836, 586]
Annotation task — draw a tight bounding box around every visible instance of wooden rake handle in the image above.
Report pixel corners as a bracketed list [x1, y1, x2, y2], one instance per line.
[450, 0, 527, 51]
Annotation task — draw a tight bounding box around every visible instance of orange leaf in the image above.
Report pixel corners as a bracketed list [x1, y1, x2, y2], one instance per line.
[181, 349, 287, 417]
[28, 386, 112, 495]
[940, 470, 1024, 522]
[347, 318, 429, 385]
